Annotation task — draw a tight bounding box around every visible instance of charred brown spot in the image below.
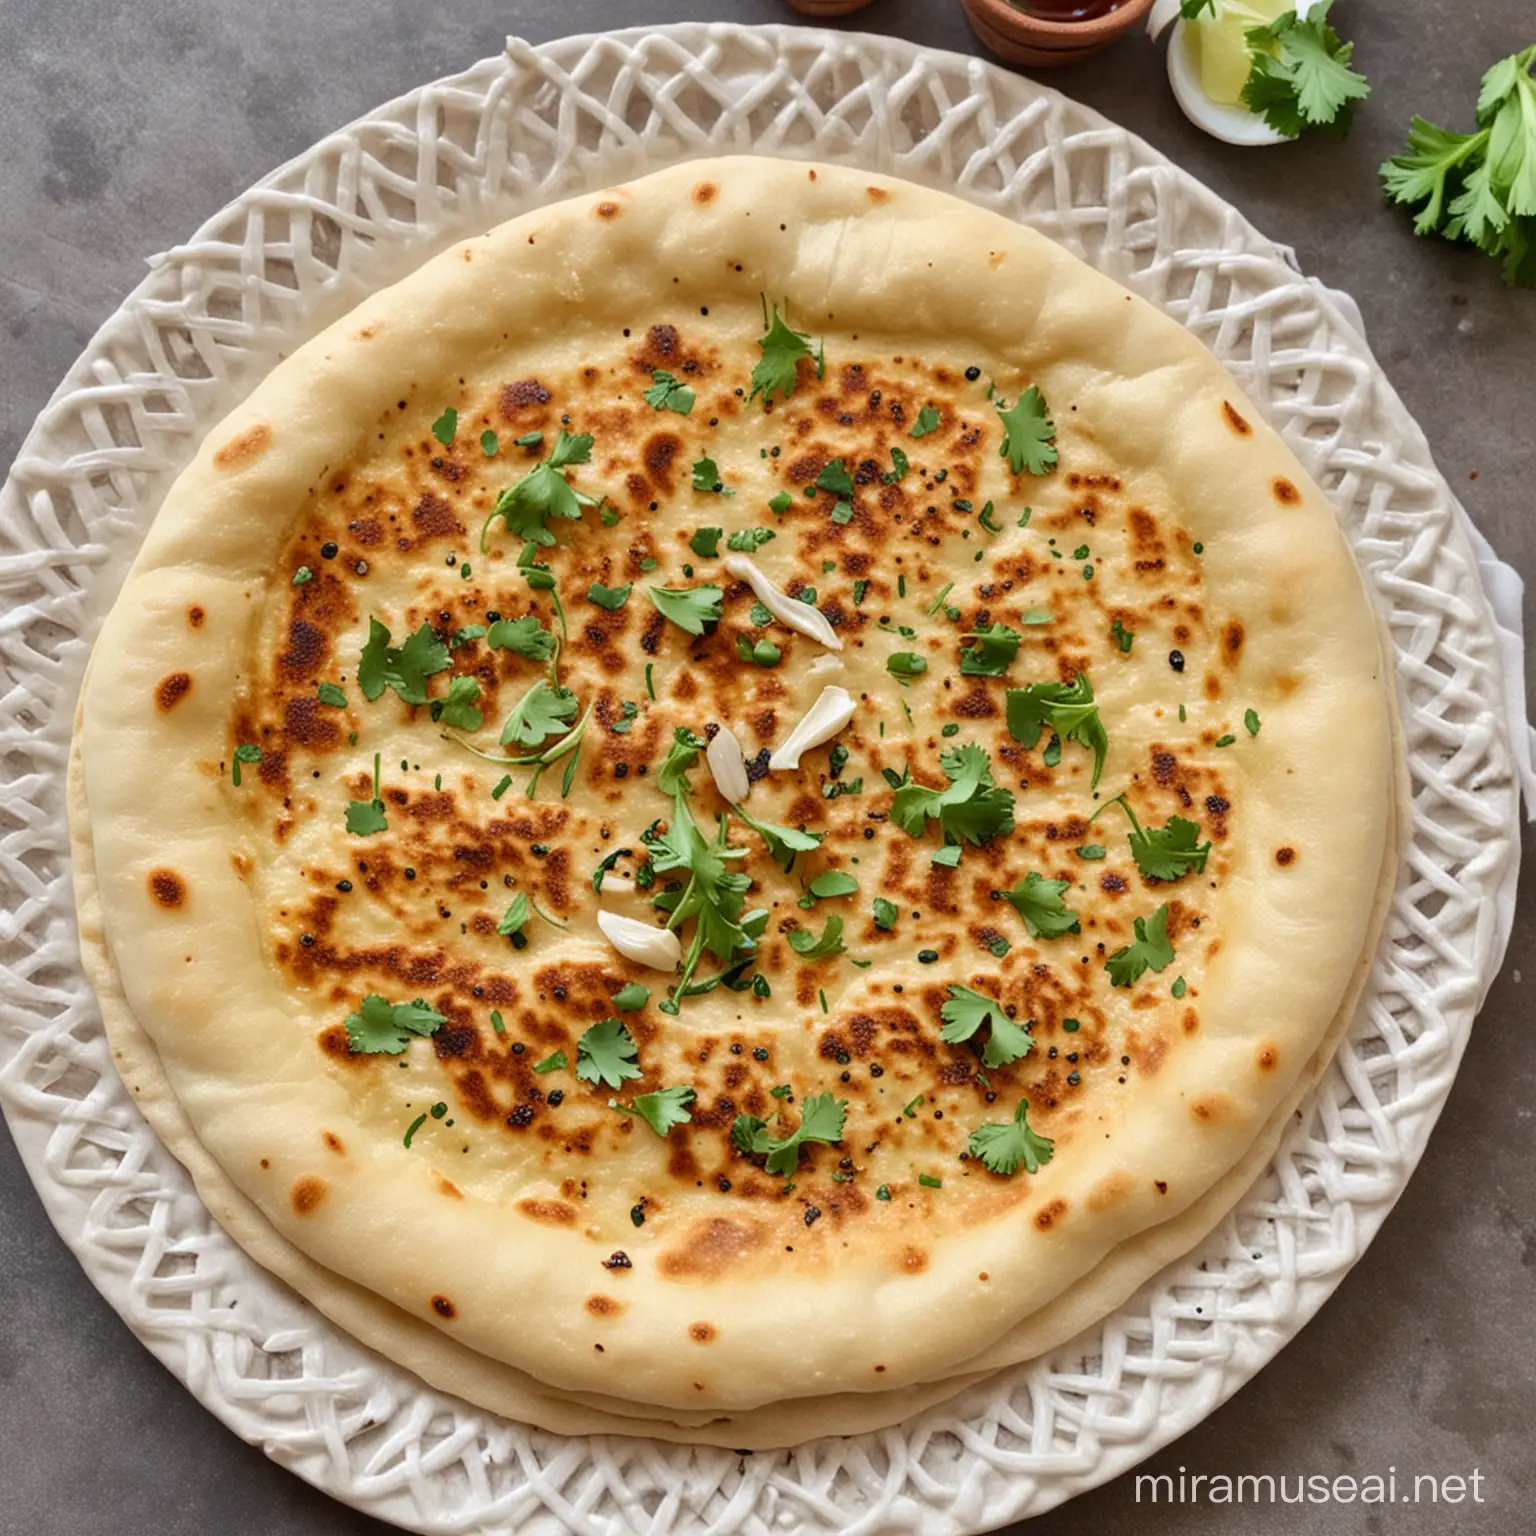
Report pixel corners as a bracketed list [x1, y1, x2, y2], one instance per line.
[431, 1294, 456, 1319]
[688, 1321, 717, 1342]
[284, 695, 340, 750]
[658, 1217, 766, 1279]
[502, 378, 552, 413]
[1087, 1170, 1135, 1212]
[1273, 477, 1301, 505]
[321, 1131, 345, 1155]
[953, 688, 997, 719]
[412, 493, 463, 539]
[186, 605, 205, 629]
[517, 1198, 577, 1226]
[1257, 1042, 1279, 1071]
[691, 181, 717, 205]
[148, 868, 186, 909]
[290, 1175, 327, 1215]
[1034, 1198, 1067, 1230]
[154, 671, 193, 713]
[433, 1173, 463, 1199]
[1221, 401, 1253, 436]
[1152, 751, 1178, 786]
[1276, 846, 1296, 866]
[866, 185, 890, 202]
[900, 1246, 928, 1274]
[586, 1293, 623, 1316]
[1223, 619, 1245, 661]
[1189, 1092, 1238, 1125]
[595, 200, 621, 220]
[647, 324, 679, 359]
[212, 422, 272, 470]
[643, 432, 683, 490]
[277, 620, 328, 683]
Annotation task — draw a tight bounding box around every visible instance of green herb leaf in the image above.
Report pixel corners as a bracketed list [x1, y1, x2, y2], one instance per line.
[939, 984, 1035, 1068]
[730, 1090, 847, 1175]
[576, 1017, 644, 1089]
[768, 490, 794, 515]
[931, 844, 962, 868]
[500, 680, 579, 747]
[809, 871, 859, 900]
[481, 429, 499, 456]
[890, 743, 1016, 848]
[230, 743, 262, 787]
[995, 385, 1058, 476]
[815, 458, 855, 498]
[649, 584, 723, 635]
[1111, 619, 1135, 654]
[1004, 673, 1108, 790]
[690, 526, 723, 558]
[1105, 904, 1176, 987]
[750, 304, 823, 404]
[658, 727, 708, 796]
[431, 407, 457, 448]
[887, 652, 928, 678]
[736, 636, 782, 667]
[737, 807, 823, 870]
[497, 893, 529, 939]
[533, 1050, 567, 1074]
[587, 582, 633, 612]
[612, 982, 650, 1011]
[909, 405, 942, 438]
[726, 526, 777, 553]
[434, 674, 483, 731]
[1094, 796, 1212, 882]
[345, 994, 446, 1055]
[1242, 2, 1371, 140]
[959, 622, 1023, 677]
[787, 914, 847, 961]
[1245, 707, 1262, 736]
[643, 369, 696, 415]
[358, 617, 452, 705]
[998, 872, 1080, 938]
[480, 430, 599, 552]
[611, 1083, 697, 1137]
[967, 1097, 1055, 1176]
[486, 614, 557, 659]
[345, 752, 388, 836]
[316, 681, 347, 708]
[882, 445, 911, 483]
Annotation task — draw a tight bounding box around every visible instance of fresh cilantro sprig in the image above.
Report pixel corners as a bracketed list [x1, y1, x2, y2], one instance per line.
[431, 675, 483, 731]
[345, 994, 446, 1055]
[610, 1084, 696, 1136]
[643, 369, 695, 415]
[480, 430, 600, 551]
[1004, 674, 1108, 790]
[736, 807, 824, 871]
[939, 984, 1036, 1069]
[657, 727, 707, 795]
[1093, 794, 1212, 882]
[692, 456, 734, 496]
[649, 584, 723, 636]
[995, 386, 1058, 477]
[1105, 904, 1176, 987]
[500, 679, 579, 747]
[358, 617, 451, 706]
[996, 872, 1081, 938]
[345, 752, 388, 836]
[487, 614, 557, 659]
[576, 1017, 644, 1089]
[1382, 45, 1536, 287]
[890, 743, 1016, 847]
[967, 1098, 1055, 1176]
[1241, 2, 1370, 141]
[959, 622, 1023, 677]
[730, 1091, 847, 1176]
[749, 302, 825, 404]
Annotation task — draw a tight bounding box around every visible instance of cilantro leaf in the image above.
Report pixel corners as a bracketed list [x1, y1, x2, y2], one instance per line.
[488, 614, 557, 659]
[611, 1084, 696, 1137]
[643, 370, 695, 415]
[967, 1098, 1055, 1176]
[345, 994, 446, 1055]
[750, 303, 823, 404]
[434, 674, 483, 731]
[345, 752, 388, 836]
[939, 984, 1036, 1067]
[649, 584, 723, 635]
[689, 527, 722, 558]
[658, 727, 707, 796]
[480, 430, 598, 550]
[692, 456, 734, 496]
[731, 1091, 847, 1175]
[959, 622, 1023, 677]
[358, 617, 451, 706]
[316, 681, 347, 708]
[576, 1017, 644, 1088]
[587, 581, 632, 611]
[872, 896, 899, 931]
[998, 872, 1081, 938]
[737, 636, 782, 666]
[430, 407, 457, 448]
[815, 458, 855, 498]
[612, 982, 650, 1011]
[727, 526, 776, 552]
[995, 386, 1058, 476]
[890, 743, 1016, 847]
[1241, 2, 1370, 140]
[1093, 796, 1212, 882]
[809, 871, 858, 900]
[533, 1050, 567, 1074]
[231, 744, 262, 786]
[1004, 673, 1107, 790]
[1180, 0, 1214, 14]
[882, 445, 911, 483]
[736, 807, 823, 870]
[909, 405, 942, 438]
[497, 893, 529, 940]
[1105, 904, 1176, 987]
[888, 652, 928, 678]
[787, 914, 847, 961]
[500, 680, 579, 746]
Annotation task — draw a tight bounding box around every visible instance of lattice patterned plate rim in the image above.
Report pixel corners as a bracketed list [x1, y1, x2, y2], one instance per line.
[0, 22, 1520, 1535]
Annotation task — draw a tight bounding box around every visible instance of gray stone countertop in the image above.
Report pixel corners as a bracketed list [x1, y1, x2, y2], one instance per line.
[0, 2, 1531, 1533]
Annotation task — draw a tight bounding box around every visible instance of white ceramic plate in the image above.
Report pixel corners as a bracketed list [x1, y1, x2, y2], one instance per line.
[0, 23, 1519, 1534]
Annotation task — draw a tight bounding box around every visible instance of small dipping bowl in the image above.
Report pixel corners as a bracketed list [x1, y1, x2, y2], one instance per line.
[960, 0, 1158, 67]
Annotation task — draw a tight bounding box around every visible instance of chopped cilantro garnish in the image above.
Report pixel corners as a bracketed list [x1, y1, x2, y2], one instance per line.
[1093, 795, 1212, 882]
[809, 871, 859, 900]
[967, 1098, 1054, 1176]
[737, 807, 823, 870]
[514, 430, 543, 449]
[1004, 673, 1107, 790]
[997, 872, 1080, 938]
[587, 581, 632, 611]
[730, 1090, 846, 1175]
[345, 752, 388, 836]
[575, 1017, 643, 1089]
[433, 674, 483, 731]
[292, 565, 314, 587]
[727, 527, 777, 552]
[932, 845, 962, 868]
[890, 743, 1016, 847]
[1245, 708, 1262, 736]
[497, 893, 529, 940]
[480, 430, 599, 551]
[649, 584, 723, 636]
[345, 994, 446, 1055]
[749, 601, 774, 627]
[939, 984, 1035, 1068]
[358, 617, 451, 705]
[1106, 904, 1176, 987]
[1172, 976, 1188, 999]
[737, 636, 782, 666]
[532, 1050, 567, 1074]
[316, 682, 347, 708]
[749, 303, 824, 404]
[815, 459, 855, 498]
[609, 700, 639, 734]
[612, 982, 650, 1012]
[690, 526, 722, 557]
[887, 652, 928, 679]
[959, 622, 1023, 677]
[481, 429, 499, 456]
[852, 580, 870, 606]
[882, 445, 911, 483]
[872, 896, 899, 931]
[611, 1084, 697, 1137]
[657, 727, 707, 795]
[1075, 844, 1106, 860]
[430, 407, 457, 448]
[909, 405, 942, 438]
[995, 385, 1057, 476]
[229, 743, 262, 787]
[918, 1173, 943, 1189]
[1111, 619, 1135, 654]
[768, 490, 794, 515]
[500, 680, 578, 747]
[643, 369, 696, 415]
[487, 614, 556, 659]
[1216, 733, 1236, 748]
[787, 914, 847, 961]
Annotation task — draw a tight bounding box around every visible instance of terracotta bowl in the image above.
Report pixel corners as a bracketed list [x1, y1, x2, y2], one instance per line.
[784, 0, 878, 15]
[960, 0, 1156, 67]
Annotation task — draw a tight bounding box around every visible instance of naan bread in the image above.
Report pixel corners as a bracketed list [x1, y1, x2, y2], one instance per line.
[73, 157, 1394, 1423]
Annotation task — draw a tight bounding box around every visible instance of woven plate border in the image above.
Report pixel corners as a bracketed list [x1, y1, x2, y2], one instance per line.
[0, 23, 1518, 1534]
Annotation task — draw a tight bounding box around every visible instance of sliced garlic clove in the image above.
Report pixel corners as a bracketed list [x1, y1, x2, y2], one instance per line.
[596, 875, 636, 897]
[768, 685, 856, 771]
[724, 553, 843, 652]
[706, 724, 751, 804]
[597, 910, 681, 972]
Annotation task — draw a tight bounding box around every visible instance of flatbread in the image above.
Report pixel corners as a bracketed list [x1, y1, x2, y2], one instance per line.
[73, 157, 1395, 1422]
